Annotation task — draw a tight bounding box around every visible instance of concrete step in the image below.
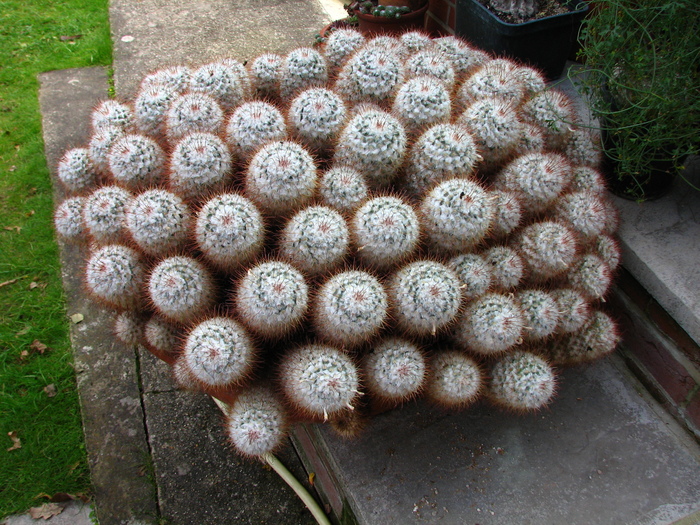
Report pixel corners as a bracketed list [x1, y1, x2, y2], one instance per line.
[291, 356, 700, 525]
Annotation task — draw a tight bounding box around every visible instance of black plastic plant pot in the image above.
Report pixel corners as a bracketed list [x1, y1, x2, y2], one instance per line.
[455, 0, 588, 80]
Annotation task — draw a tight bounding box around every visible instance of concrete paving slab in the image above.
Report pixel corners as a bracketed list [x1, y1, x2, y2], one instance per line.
[611, 157, 700, 347]
[38, 67, 159, 525]
[110, 0, 334, 98]
[293, 355, 700, 525]
[143, 390, 315, 525]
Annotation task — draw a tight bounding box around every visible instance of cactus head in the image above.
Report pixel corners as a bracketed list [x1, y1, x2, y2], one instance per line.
[335, 46, 405, 103]
[278, 343, 360, 421]
[280, 206, 349, 276]
[226, 385, 288, 457]
[549, 310, 619, 366]
[125, 189, 191, 257]
[391, 76, 452, 134]
[433, 36, 488, 79]
[108, 133, 166, 190]
[405, 50, 456, 90]
[225, 101, 287, 160]
[390, 260, 462, 337]
[488, 351, 556, 411]
[280, 47, 329, 99]
[455, 292, 525, 355]
[147, 256, 216, 324]
[189, 59, 250, 110]
[555, 190, 612, 241]
[448, 253, 493, 301]
[235, 260, 309, 339]
[334, 107, 407, 187]
[314, 270, 388, 349]
[483, 245, 524, 291]
[194, 193, 265, 272]
[85, 244, 144, 310]
[515, 220, 579, 281]
[89, 124, 125, 173]
[180, 316, 257, 391]
[517, 289, 560, 341]
[426, 349, 483, 409]
[144, 315, 182, 360]
[323, 28, 366, 70]
[318, 165, 368, 213]
[420, 177, 495, 253]
[169, 132, 232, 200]
[362, 337, 427, 404]
[245, 140, 317, 215]
[567, 253, 613, 301]
[352, 195, 420, 270]
[521, 89, 575, 149]
[54, 196, 86, 242]
[114, 311, 146, 346]
[404, 123, 479, 196]
[82, 185, 133, 244]
[494, 152, 572, 215]
[165, 92, 225, 142]
[287, 87, 347, 150]
[458, 58, 525, 105]
[551, 288, 591, 334]
[248, 53, 283, 98]
[91, 99, 134, 132]
[458, 96, 523, 170]
[57, 147, 97, 194]
[489, 190, 522, 238]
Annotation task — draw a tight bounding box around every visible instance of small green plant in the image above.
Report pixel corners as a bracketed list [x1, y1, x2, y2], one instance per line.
[575, 0, 700, 200]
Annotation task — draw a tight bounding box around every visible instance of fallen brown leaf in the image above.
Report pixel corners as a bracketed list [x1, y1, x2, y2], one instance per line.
[30, 340, 48, 354]
[15, 325, 31, 337]
[4, 225, 20, 233]
[20, 350, 30, 360]
[8, 165, 16, 172]
[59, 34, 82, 42]
[26, 209, 35, 217]
[29, 502, 64, 520]
[43, 384, 57, 397]
[7, 431, 21, 451]
[29, 281, 47, 290]
[0, 278, 18, 288]
[70, 313, 84, 324]
[308, 472, 316, 486]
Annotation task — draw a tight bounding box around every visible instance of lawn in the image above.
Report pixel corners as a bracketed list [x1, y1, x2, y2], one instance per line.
[0, 0, 112, 517]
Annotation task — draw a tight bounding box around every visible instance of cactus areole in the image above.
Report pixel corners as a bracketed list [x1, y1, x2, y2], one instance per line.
[56, 30, 621, 457]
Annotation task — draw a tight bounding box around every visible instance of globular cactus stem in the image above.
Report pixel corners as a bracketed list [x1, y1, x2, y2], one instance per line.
[488, 351, 557, 411]
[314, 270, 388, 349]
[426, 349, 483, 409]
[362, 337, 427, 405]
[389, 260, 462, 337]
[85, 244, 145, 310]
[278, 344, 361, 421]
[125, 189, 191, 257]
[235, 261, 309, 339]
[455, 292, 525, 355]
[226, 385, 288, 458]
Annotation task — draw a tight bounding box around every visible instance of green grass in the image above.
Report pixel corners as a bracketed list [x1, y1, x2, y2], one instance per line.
[0, 0, 112, 517]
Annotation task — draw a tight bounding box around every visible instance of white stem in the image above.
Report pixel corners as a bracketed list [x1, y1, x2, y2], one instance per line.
[263, 452, 332, 525]
[211, 396, 332, 525]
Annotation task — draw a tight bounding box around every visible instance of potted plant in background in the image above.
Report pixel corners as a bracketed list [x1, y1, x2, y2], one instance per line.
[346, 0, 429, 35]
[454, 0, 589, 80]
[575, 0, 699, 201]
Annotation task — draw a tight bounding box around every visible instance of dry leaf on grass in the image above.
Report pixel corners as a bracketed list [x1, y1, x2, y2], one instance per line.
[43, 384, 57, 397]
[29, 281, 47, 290]
[3, 225, 21, 233]
[29, 502, 64, 520]
[7, 431, 21, 451]
[30, 340, 48, 354]
[0, 278, 19, 288]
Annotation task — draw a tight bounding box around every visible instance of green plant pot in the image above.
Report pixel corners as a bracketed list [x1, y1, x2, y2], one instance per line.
[455, 0, 588, 80]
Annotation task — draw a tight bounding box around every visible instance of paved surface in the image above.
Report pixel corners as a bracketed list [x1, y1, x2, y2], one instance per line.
[26, 1, 700, 524]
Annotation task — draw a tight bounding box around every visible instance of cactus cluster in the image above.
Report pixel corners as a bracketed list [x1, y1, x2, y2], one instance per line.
[54, 31, 622, 458]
